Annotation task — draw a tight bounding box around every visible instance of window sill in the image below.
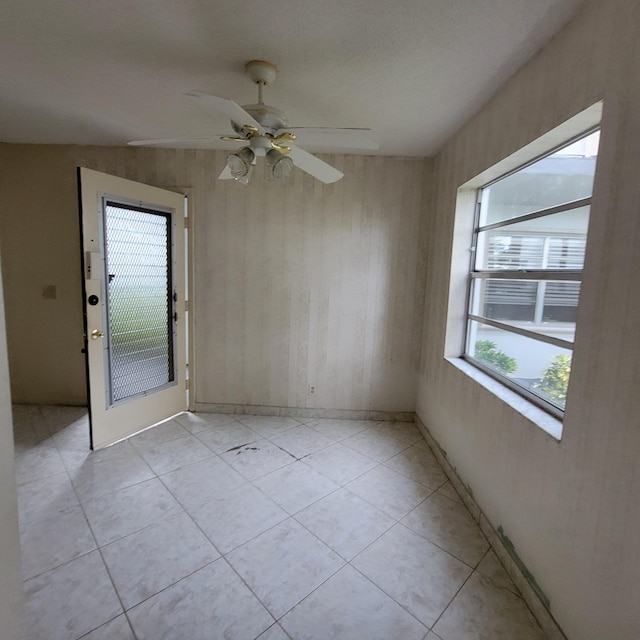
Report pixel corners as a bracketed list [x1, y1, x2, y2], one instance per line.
[445, 357, 563, 441]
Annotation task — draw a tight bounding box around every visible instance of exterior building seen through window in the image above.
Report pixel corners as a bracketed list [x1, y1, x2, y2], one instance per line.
[465, 129, 600, 416]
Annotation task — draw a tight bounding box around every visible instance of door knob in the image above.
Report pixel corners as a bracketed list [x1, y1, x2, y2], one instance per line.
[91, 329, 105, 340]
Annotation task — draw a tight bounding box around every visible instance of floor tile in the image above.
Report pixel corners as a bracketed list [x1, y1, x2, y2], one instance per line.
[220, 440, 295, 480]
[129, 419, 189, 451]
[253, 461, 339, 514]
[68, 449, 155, 503]
[413, 437, 431, 452]
[433, 572, 546, 640]
[174, 411, 238, 434]
[49, 418, 92, 456]
[236, 414, 301, 438]
[160, 455, 246, 511]
[280, 564, 427, 640]
[476, 549, 518, 594]
[39, 405, 88, 433]
[57, 437, 135, 472]
[12, 403, 43, 427]
[101, 511, 219, 609]
[138, 434, 214, 475]
[78, 614, 135, 639]
[341, 429, 409, 462]
[384, 443, 448, 490]
[256, 624, 291, 640]
[14, 438, 66, 485]
[127, 559, 274, 640]
[189, 483, 288, 553]
[12, 407, 52, 446]
[268, 426, 335, 459]
[227, 518, 345, 618]
[402, 493, 489, 566]
[295, 488, 395, 560]
[346, 465, 431, 520]
[83, 477, 183, 546]
[20, 505, 96, 579]
[302, 442, 378, 485]
[194, 421, 261, 454]
[370, 421, 424, 446]
[288, 415, 317, 424]
[352, 524, 472, 627]
[436, 481, 463, 504]
[13, 425, 51, 455]
[306, 418, 376, 440]
[23, 551, 122, 640]
[17, 471, 79, 525]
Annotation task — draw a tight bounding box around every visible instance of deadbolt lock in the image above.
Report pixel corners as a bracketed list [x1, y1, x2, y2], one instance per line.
[91, 329, 105, 340]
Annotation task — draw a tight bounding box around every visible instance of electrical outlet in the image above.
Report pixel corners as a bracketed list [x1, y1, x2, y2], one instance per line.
[308, 385, 316, 395]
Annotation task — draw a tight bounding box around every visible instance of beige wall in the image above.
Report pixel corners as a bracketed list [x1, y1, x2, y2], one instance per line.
[0, 147, 87, 404]
[416, 0, 640, 638]
[0, 249, 26, 639]
[0, 146, 429, 412]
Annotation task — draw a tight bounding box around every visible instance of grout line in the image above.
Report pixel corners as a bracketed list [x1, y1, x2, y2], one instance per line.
[181, 483, 289, 557]
[71, 465, 131, 634]
[74, 612, 131, 640]
[123, 609, 141, 640]
[117, 558, 220, 615]
[428, 564, 477, 633]
[21, 546, 97, 583]
[346, 562, 429, 633]
[249, 471, 343, 518]
[214, 555, 279, 633]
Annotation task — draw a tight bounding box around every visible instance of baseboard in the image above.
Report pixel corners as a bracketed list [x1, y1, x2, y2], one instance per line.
[414, 414, 568, 640]
[194, 402, 415, 423]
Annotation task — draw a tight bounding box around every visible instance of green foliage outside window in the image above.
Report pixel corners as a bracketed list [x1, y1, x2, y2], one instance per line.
[534, 354, 571, 404]
[474, 340, 517, 375]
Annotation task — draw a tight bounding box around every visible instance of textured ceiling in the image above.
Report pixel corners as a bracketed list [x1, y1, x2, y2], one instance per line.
[0, 0, 584, 156]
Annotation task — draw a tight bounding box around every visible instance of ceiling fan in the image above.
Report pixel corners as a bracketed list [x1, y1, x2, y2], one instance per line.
[128, 60, 378, 184]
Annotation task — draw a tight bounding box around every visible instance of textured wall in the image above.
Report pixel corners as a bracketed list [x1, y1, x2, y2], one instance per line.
[194, 154, 429, 411]
[0, 147, 87, 404]
[0, 146, 429, 411]
[416, 0, 640, 638]
[0, 247, 26, 639]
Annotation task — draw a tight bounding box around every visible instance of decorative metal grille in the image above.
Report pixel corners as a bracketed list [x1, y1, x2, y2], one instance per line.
[104, 202, 174, 403]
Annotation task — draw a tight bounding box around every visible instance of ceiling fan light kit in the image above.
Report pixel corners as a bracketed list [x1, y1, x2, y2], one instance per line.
[227, 146, 255, 184]
[265, 148, 294, 181]
[128, 59, 378, 185]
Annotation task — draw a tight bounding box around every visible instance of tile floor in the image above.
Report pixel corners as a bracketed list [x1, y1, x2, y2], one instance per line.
[14, 404, 549, 640]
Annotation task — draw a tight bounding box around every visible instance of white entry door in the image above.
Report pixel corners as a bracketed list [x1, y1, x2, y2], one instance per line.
[78, 168, 187, 449]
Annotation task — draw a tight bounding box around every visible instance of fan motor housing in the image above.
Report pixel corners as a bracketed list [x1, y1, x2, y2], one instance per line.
[233, 104, 289, 136]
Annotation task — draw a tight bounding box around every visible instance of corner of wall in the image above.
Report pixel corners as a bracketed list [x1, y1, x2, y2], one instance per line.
[415, 413, 568, 640]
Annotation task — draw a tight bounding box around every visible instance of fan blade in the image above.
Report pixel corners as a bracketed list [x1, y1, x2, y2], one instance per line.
[188, 92, 262, 132]
[278, 128, 378, 150]
[127, 137, 219, 147]
[288, 147, 344, 184]
[218, 164, 233, 180]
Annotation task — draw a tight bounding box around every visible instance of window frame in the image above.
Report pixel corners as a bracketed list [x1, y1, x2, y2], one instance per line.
[463, 126, 600, 419]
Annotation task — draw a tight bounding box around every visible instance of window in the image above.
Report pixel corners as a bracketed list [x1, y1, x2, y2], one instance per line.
[465, 129, 599, 416]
